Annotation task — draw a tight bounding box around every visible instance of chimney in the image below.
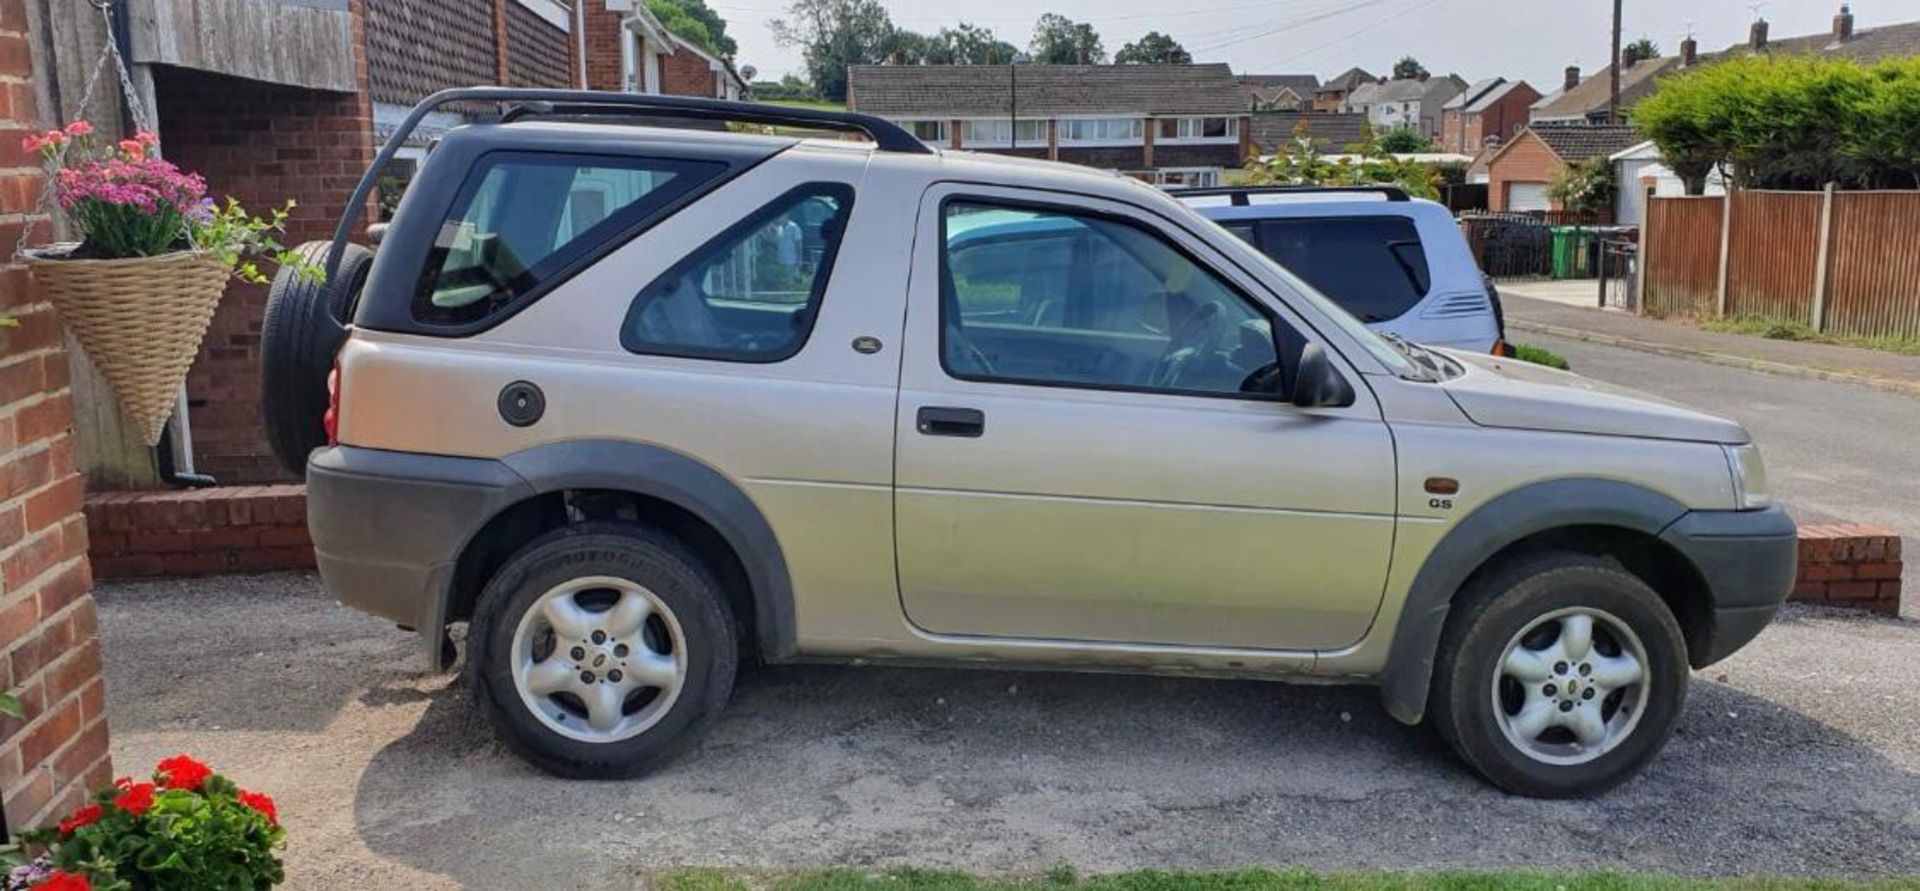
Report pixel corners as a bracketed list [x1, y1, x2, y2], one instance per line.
[1833, 4, 1854, 42]
[1750, 18, 1769, 50]
[1621, 43, 1644, 67]
[1417, 71, 1429, 81]
[1563, 65, 1581, 91]
[1680, 35, 1698, 65]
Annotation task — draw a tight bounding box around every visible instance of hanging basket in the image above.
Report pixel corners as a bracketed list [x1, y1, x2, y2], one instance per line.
[25, 245, 230, 445]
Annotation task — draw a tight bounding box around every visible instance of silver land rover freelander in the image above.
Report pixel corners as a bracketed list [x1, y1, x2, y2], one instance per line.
[262, 90, 1796, 798]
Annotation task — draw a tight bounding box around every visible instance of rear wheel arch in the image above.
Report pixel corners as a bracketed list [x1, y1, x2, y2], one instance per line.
[1379, 478, 1713, 724]
[447, 441, 795, 664]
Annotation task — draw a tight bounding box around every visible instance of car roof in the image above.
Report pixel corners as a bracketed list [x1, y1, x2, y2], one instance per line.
[1190, 194, 1452, 222]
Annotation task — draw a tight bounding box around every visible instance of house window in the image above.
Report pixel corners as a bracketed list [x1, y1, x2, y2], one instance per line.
[905, 120, 949, 144]
[1155, 168, 1221, 188]
[962, 119, 1046, 147]
[1058, 118, 1144, 143]
[1154, 117, 1238, 142]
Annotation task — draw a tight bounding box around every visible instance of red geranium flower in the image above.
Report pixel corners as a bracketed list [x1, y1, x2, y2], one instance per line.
[237, 789, 278, 826]
[113, 781, 156, 817]
[57, 803, 101, 835]
[36, 871, 92, 891]
[155, 754, 213, 791]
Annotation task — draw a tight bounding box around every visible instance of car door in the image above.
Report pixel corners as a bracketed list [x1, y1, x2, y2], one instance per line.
[893, 185, 1398, 652]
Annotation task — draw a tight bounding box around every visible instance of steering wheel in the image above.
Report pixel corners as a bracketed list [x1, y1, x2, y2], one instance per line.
[1150, 300, 1226, 389]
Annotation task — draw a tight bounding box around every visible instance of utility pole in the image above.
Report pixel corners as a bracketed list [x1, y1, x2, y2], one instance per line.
[1608, 0, 1623, 123]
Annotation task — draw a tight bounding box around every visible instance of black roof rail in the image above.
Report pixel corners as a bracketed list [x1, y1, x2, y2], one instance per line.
[325, 87, 926, 282]
[1168, 185, 1411, 205]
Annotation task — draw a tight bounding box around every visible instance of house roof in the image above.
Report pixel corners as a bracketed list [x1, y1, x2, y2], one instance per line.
[1444, 77, 1505, 110]
[1530, 56, 1683, 121]
[1718, 17, 1920, 64]
[1466, 79, 1534, 113]
[1247, 111, 1371, 152]
[1528, 123, 1643, 162]
[846, 63, 1247, 117]
[1314, 67, 1375, 93]
[1240, 74, 1321, 93]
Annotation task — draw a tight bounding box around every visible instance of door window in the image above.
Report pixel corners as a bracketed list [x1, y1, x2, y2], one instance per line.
[941, 201, 1283, 397]
[1254, 216, 1431, 322]
[621, 183, 854, 362]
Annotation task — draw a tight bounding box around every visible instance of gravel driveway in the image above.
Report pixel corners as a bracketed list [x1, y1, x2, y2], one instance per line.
[99, 573, 1919, 889]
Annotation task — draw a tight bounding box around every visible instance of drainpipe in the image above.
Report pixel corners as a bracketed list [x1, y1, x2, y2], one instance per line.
[575, 0, 588, 88]
[620, 19, 636, 92]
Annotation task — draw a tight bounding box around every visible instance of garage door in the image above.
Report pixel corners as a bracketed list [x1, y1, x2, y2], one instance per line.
[1507, 182, 1550, 212]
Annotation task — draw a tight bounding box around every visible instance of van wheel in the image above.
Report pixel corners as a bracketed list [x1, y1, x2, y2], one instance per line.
[261, 240, 373, 477]
[469, 524, 737, 778]
[1429, 551, 1688, 798]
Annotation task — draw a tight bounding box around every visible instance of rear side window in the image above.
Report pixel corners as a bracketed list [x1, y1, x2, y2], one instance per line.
[413, 152, 723, 326]
[1255, 217, 1430, 322]
[621, 183, 855, 363]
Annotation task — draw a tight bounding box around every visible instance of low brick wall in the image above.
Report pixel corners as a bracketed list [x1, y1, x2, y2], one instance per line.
[84, 486, 314, 580]
[1790, 523, 1902, 615]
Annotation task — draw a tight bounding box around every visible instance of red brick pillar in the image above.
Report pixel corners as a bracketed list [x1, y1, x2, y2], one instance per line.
[0, 2, 114, 832]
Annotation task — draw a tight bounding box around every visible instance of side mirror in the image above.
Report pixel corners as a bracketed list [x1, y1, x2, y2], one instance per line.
[1292, 343, 1356, 408]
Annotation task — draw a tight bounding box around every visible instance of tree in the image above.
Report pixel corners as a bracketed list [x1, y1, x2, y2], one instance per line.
[1548, 157, 1616, 213]
[1625, 36, 1659, 59]
[924, 23, 1018, 65]
[883, 29, 932, 65]
[1030, 14, 1104, 65]
[1392, 56, 1427, 80]
[1375, 126, 1435, 152]
[1115, 31, 1190, 64]
[771, 0, 898, 102]
[648, 0, 737, 57]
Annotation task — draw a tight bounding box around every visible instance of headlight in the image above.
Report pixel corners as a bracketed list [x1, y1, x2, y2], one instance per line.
[1724, 443, 1771, 509]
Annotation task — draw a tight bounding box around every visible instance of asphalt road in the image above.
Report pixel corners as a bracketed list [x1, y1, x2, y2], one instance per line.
[96, 338, 1920, 888]
[1528, 333, 1920, 613]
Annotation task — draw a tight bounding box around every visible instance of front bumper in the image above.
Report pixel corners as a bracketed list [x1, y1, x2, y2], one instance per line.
[1659, 504, 1798, 665]
[307, 446, 530, 664]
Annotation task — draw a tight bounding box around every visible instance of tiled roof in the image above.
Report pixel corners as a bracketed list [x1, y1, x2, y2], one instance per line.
[1239, 74, 1320, 107]
[1719, 18, 1920, 64]
[1248, 111, 1371, 153]
[1529, 123, 1643, 162]
[846, 63, 1247, 117]
[1315, 67, 1374, 93]
[1444, 77, 1505, 110]
[1530, 56, 1682, 121]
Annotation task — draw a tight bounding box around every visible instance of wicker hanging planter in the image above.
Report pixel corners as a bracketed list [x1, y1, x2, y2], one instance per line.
[25, 245, 231, 444]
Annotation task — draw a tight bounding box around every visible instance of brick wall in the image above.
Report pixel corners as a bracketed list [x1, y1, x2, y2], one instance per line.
[1486, 128, 1560, 211]
[582, 2, 625, 92]
[0, 0, 113, 833]
[153, 62, 374, 484]
[1469, 83, 1541, 155]
[1791, 523, 1902, 615]
[659, 44, 717, 97]
[84, 487, 313, 580]
[506, 1, 572, 89]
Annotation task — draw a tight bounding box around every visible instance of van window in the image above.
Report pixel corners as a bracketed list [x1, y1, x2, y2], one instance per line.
[1254, 217, 1430, 322]
[413, 152, 723, 326]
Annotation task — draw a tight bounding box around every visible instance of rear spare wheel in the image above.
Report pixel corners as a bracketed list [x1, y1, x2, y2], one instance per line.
[261, 241, 372, 476]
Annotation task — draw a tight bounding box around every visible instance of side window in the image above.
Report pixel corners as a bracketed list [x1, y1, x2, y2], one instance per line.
[942, 201, 1283, 398]
[414, 152, 724, 326]
[1254, 217, 1431, 322]
[621, 183, 854, 363]
[1222, 222, 1257, 246]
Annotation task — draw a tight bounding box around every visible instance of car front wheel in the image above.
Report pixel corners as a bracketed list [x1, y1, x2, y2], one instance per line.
[1430, 551, 1689, 797]
[469, 524, 737, 778]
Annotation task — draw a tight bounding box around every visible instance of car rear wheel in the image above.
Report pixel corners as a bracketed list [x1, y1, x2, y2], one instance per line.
[260, 240, 372, 477]
[1429, 551, 1688, 798]
[469, 524, 737, 778]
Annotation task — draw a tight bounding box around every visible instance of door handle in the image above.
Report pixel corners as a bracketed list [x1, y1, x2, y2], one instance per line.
[916, 406, 985, 438]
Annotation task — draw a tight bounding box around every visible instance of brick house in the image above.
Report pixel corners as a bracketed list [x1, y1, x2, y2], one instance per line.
[1340, 73, 1466, 139]
[1439, 78, 1539, 155]
[1483, 123, 1639, 213]
[846, 63, 1250, 188]
[581, 0, 744, 98]
[1309, 66, 1373, 112]
[1238, 74, 1319, 111]
[1246, 111, 1369, 156]
[1714, 6, 1920, 64]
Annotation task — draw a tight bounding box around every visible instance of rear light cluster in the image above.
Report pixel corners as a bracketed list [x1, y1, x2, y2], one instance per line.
[1492, 340, 1514, 357]
[323, 360, 342, 445]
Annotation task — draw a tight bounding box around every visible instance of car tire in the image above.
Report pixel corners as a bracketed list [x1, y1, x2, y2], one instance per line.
[1429, 550, 1688, 798]
[469, 523, 737, 779]
[260, 240, 373, 478]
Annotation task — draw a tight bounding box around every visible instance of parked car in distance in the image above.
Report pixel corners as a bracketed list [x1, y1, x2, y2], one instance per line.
[265, 90, 1795, 799]
[1177, 186, 1507, 354]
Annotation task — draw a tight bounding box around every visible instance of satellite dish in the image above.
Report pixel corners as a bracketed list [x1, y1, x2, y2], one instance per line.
[741, 64, 758, 81]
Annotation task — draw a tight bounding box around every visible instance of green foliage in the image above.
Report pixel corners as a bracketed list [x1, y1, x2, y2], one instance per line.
[1547, 157, 1615, 214]
[1702, 315, 1920, 356]
[647, 0, 736, 56]
[771, 0, 898, 101]
[1114, 31, 1190, 65]
[192, 198, 320, 286]
[1374, 127, 1434, 153]
[751, 74, 823, 102]
[1635, 53, 1920, 191]
[1392, 56, 1427, 80]
[1626, 36, 1659, 58]
[1245, 121, 1442, 200]
[1511, 344, 1570, 370]
[1030, 13, 1104, 65]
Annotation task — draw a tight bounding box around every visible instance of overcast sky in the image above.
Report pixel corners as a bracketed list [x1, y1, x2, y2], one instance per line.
[719, 0, 1892, 91]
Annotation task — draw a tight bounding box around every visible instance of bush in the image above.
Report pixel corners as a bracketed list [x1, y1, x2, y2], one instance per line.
[9, 755, 285, 890]
[1511, 344, 1570, 370]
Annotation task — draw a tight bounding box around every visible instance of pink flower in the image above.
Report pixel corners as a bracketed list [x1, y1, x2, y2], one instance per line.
[117, 139, 145, 158]
[63, 120, 92, 137]
[21, 134, 40, 153]
[134, 131, 158, 147]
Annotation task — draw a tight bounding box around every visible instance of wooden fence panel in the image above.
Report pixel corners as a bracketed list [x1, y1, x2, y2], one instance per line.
[1725, 190, 1821, 322]
[1824, 191, 1920, 340]
[1642, 196, 1723, 317]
